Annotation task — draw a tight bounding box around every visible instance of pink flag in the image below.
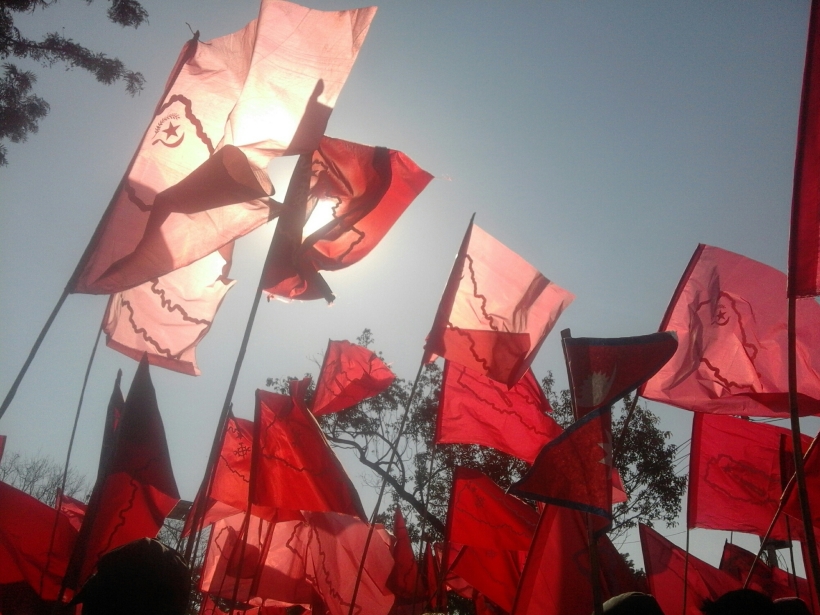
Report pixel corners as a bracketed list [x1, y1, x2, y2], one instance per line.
[263, 137, 433, 302]
[311, 340, 396, 416]
[103, 245, 235, 375]
[72, 1, 377, 295]
[436, 362, 561, 463]
[641, 244, 820, 417]
[425, 222, 574, 387]
[789, 0, 820, 298]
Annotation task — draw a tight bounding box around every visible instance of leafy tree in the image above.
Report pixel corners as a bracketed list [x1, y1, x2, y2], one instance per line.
[0, 0, 148, 166]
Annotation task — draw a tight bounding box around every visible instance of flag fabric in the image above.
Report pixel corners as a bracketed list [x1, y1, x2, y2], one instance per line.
[511, 505, 639, 615]
[688, 414, 810, 540]
[424, 222, 574, 387]
[641, 244, 820, 417]
[390, 508, 420, 602]
[719, 541, 810, 601]
[263, 137, 433, 302]
[789, 0, 820, 298]
[509, 407, 613, 519]
[436, 362, 562, 463]
[252, 384, 366, 519]
[0, 482, 79, 601]
[65, 358, 180, 587]
[640, 524, 739, 615]
[563, 331, 678, 418]
[72, 1, 377, 295]
[103, 245, 235, 375]
[783, 432, 820, 529]
[56, 491, 88, 532]
[448, 546, 525, 613]
[311, 340, 396, 416]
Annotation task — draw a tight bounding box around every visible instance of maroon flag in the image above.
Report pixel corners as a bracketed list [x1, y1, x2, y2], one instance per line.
[72, 2, 377, 295]
[252, 384, 366, 519]
[789, 0, 820, 298]
[642, 244, 820, 417]
[437, 362, 562, 463]
[719, 541, 810, 601]
[0, 482, 78, 600]
[563, 331, 678, 418]
[66, 358, 180, 587]
[311, 340, 396, 416]
[688, 414, 810, 540]
[509, 407, 613, 519]
[640, 524, 739, 615]
[425, 222, 574, 387]
[263, 137, 432, 302]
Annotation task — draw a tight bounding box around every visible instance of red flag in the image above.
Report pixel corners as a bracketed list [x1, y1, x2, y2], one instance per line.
[719, 541, 810, 601]
[263, 137, 433, 302]
[0, 482, 78, 600]
[509, 407, 613, 519]
[446, 468, 538, 553]
[688, 414, 810, 540]
[790, 0, 820, 298]
[425, 222, 574, 387]
[641, 244, 820, 417]
[103, 245, 235, 375]
[640, 524, 739, 615]
[448, 546, 524, 613]
[563, 331, 678, 418]
[436, 362, 561, 463]
[311, 340, 396, 416]
[784, 432, 820, 529]
[252, 385, 366, 519]
[72, 2, 377, 295]
[390, 508, 420, 601]
[66, 358, 180, 587]
[55, 490, 87, 532]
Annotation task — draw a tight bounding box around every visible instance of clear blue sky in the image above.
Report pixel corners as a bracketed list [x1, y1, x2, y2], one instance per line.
[0, 0, 814, 572]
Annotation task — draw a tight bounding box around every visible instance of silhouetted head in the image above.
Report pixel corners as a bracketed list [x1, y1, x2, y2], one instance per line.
[700, 589, 775, 615]
[773, 597, 812, 615]
[600, 592, 666, 615]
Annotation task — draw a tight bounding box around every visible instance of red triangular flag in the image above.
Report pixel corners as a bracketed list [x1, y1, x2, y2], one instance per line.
[509, 407, 613, 519]
[436, 362, 562, 463]
[311, 340, 396, 416]
[642, 244, 820, 417]
[72, 3, 377, 294]
[263, 137, 433, 302]
[719, 541, 810, 601]
[252, 383, 366, 519]
[390, 508, 420, 601]
[563, 331, 677, 418]
[789, 0, 820, 298]
[425, 221, 574, 387]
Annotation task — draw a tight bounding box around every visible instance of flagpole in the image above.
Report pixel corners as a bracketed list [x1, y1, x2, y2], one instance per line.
[409, 443, 439, 615]
[682, 529, 690, 615]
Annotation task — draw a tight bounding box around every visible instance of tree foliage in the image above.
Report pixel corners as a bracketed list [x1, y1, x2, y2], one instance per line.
[0, 0, 148, 166]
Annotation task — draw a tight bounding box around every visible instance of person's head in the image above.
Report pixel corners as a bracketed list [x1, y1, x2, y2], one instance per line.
[600, 592, 666, 615]
[700, 589, 775, 615]
[773, 597, 812, 615]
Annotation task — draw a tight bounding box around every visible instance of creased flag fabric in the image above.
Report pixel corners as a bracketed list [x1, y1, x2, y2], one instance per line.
[563, 332, 678, 418]
[509, 407, 613, 519]
[437, 362, 561, 463]
[719, 541, 810, 601]
[425, 223, 574, 387]
[0, 482, 78, 601]
[789, 0, 820, 298]
[263, 137, 433, 302]
[640, 524, 739, 615]
[311, 340, 396, 416]
[72, 1, 377, 295]
[641, 244, 820, 417]
[56, 491, 87, 532]
[66, 358, 180, 587]
[688, 414, 810, 540]
[449, 546, 525, 613]
[103, 246, 235, 375]
[390, 508, 420, 602]
[784, 432, 820, 529]
[252, 385, 366, 519]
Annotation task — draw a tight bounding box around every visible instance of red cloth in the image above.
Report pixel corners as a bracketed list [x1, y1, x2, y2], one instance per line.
[510, 408, 613, 519]
[719, 541, 810, 601]
[263, 137, 433, 302]
[103, 245, 235, 376]
[449, 546, 524, 613]
[55, 490, 87, 532]
[72, 2, 376, 294]
[688, 414, 810, 540]
[784, 432, 820, 530]
[563, 332, 677, 418]
[66, 358, 180, 587]
[790, 0, 820, 297]
[437, 362, 561, 463]
[641, 244, 820, 417]
[312, 340, 396, 416]
[390, 508, 420, 601]
[252, 385, 366, 519]
[0, 482, 79, 601]
[640, 524, 739, 615]
[425, 222, 574, 387]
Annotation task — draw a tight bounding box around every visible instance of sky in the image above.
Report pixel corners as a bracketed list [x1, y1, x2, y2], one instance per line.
[0, 0, 815, 574]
